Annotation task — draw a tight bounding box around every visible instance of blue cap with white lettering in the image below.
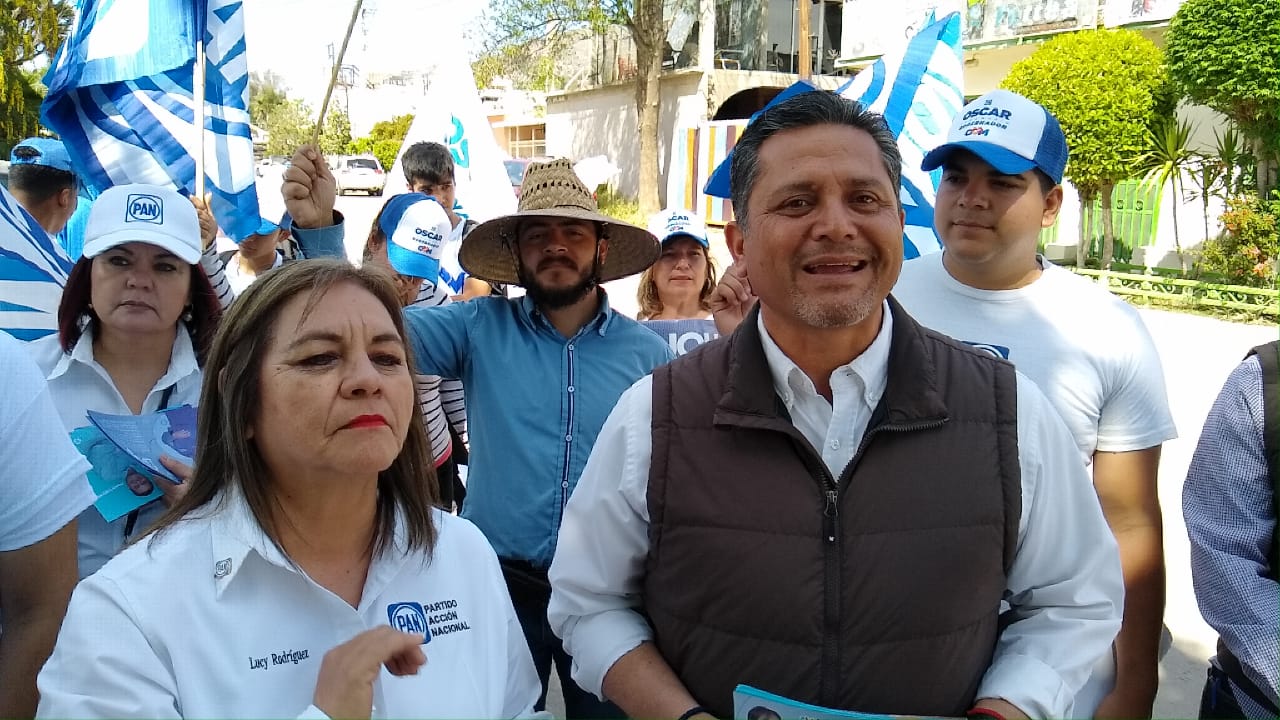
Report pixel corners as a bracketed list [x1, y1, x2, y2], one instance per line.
[921, 89, 1069, 185]
[379, 193, 450, 280]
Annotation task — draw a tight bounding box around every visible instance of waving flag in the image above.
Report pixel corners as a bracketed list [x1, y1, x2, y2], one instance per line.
[703, 12, 964, 258]
[41, 0, 261, 241]
[0, 185, 73, 341]
[838, 12, 964, 257]
[385, 62, 517, 226]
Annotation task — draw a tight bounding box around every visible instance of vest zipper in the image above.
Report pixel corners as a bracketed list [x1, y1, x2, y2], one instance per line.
[817, 417, 946, 706]
[820, 484, 840, 706]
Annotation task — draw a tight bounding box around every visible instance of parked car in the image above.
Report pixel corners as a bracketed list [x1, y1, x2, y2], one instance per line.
[332, 154, 386, 196]
[504, 158, 532, 198]
[255, 155, 289, 177]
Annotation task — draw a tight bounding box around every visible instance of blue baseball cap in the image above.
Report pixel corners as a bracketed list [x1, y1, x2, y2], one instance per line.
[10, 137, 74, 173]
[703, 80, 821, 199]
[920, 89, 1069, 184]
[378, 193, 450, 280]
[236, 216, 280, 242]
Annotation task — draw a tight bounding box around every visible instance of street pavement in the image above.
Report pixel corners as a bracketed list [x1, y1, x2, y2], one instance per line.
[311, 192, 1277, 718]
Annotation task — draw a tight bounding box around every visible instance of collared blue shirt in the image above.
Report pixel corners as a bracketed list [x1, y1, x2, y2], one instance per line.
[404, 292, 673, 567]
[1183, 354, 1279, 718]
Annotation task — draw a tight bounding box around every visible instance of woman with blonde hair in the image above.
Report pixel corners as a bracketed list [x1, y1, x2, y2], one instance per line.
[636, 208, 721, 356]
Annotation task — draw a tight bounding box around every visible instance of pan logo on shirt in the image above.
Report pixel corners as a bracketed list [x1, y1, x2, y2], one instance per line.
[388, 602, 432, 641]
[387, 598, 472, 639]
[964, 340, 1011, 360]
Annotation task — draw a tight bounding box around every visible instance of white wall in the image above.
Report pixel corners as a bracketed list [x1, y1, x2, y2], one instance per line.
[545, 71, 705, 201]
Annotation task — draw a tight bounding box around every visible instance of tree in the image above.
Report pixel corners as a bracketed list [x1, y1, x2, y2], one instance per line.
[248, 70, 290, 128]
[368, 114, 413, 144]
[0, 69, 45, 154]
[0, 0, 73, 142]
[263, 99, 314, 157]
[348, 113, 414, 170]
[472, 41, 563, 91]
[319, 108, 351, 157]
[1137, 117, 1194, 272]
[1003, 30, 1169, 269]
[1166, 0, 1280, 194]
[485, 0, 667, 215]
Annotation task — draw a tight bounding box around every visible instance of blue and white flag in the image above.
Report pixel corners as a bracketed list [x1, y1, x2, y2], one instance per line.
[41, 0, 261, 241]
[386, 62, 517, 225]
[837, 11, 964, 258]
[386, 55, 518, 294]
[703, 13, 964, 259]
[0, 185, 73, 341]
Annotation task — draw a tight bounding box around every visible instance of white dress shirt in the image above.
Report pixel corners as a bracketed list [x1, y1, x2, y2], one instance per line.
[547, 307, 1124, 719]
[758, 308, 891, 475]
[28, 325, 203, 578]
[37, 493, 544, 719]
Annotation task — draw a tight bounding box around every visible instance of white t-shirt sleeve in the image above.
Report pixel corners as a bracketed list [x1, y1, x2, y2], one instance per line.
[0, 334, 94, 552]
[976, 373, 1125, 717]
[548, 376, 657, 699]
[1094, 310, 1177, 452]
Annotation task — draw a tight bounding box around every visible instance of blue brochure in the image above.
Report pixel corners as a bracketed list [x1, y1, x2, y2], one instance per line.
[86, 404, 197, 483]
[69, 425, 164, 522]
[733, 685, 956, 720]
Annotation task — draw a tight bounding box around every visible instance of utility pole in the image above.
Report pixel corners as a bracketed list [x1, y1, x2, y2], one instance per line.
[797, 0, 811, 79]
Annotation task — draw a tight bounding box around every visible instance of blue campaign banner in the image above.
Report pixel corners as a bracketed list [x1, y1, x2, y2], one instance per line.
[641, 318, 720, 357]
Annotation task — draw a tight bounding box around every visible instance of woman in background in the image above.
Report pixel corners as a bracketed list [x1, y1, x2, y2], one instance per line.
[636, 208, 720, 356]
[28, 184, 221, 578]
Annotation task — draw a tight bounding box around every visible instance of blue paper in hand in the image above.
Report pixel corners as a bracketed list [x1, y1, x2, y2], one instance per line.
[69, 425, 164, 522]
[86, 404, 197, 483]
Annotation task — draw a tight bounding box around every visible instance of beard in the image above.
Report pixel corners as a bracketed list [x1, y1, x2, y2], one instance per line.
[787, 250, 886, 328]
[789, 284, 881, 328]
[517, 258, 600, 310]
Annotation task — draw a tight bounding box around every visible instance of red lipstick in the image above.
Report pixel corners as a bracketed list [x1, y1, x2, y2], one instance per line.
[344, 414, 388, 429]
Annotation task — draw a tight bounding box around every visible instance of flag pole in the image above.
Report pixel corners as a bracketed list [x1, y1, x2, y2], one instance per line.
[312, 0, 364, 145]
[194, 29, 207, 199]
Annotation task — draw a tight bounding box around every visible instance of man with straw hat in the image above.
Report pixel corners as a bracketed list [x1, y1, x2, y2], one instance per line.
[402, 158, 673, 719]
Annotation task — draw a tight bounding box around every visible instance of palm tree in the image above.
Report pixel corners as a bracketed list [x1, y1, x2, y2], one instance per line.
[1184, 152, 1224, 247]
[1138, 117, 1195, 273]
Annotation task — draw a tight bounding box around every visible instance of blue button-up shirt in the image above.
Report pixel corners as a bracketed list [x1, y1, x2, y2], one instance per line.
[404, 292, 673, 567]
[1184, 354, 1279, 718]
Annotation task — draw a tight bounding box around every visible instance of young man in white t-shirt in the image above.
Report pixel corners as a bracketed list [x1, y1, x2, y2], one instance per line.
[893, 89, 1177, 720]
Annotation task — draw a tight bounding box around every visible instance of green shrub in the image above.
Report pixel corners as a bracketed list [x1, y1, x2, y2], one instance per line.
[595, 186, 643, 228]
[1198, 193, 1280, 287]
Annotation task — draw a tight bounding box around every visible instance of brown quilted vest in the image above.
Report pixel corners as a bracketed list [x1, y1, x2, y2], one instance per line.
[644, 298, 1021, 718]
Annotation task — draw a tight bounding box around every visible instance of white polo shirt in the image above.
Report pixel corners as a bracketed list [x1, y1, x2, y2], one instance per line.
[0, 331, 94, 552]
[27, 325, 203, 578]
[37, 494, 543, 719]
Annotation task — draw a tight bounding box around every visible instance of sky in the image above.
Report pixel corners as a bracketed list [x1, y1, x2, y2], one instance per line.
[242, 0, 487, 107]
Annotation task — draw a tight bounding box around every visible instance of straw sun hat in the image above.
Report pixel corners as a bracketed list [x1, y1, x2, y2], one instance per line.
[459, 158, 659, 285]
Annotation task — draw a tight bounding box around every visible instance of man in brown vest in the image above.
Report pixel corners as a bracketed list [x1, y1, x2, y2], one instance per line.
[547, 91, 1124, 720]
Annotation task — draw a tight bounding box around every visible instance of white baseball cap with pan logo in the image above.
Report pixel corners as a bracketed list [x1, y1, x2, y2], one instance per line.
[82, 185, 202, 264]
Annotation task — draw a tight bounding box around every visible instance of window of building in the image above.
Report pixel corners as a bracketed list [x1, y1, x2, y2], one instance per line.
[506, 124, 546, 159]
